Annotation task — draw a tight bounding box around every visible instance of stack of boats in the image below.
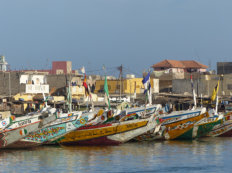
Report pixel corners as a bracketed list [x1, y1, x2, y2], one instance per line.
[0, 101, 232, 149]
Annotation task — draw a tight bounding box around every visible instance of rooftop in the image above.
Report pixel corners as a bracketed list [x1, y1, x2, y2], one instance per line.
[152, 59, 208, 69]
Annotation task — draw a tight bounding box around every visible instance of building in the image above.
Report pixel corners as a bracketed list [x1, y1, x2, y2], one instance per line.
[0, 55, 8, 71]
[152, 60, 208, 73]
[94, 77, 146, 95]
[51, 61, 72, 74]
[217, 62, 232, 75]
[11, 61, 78, 75]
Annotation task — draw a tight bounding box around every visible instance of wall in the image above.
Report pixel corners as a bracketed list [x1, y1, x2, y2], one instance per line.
[94, 78, 144, 94]
[172, 74, 232, 97]
[0, 72, 23, 96]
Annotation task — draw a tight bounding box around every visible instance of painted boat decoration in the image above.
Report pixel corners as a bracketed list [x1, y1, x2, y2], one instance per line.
[8, 111, 98, 148]
[58, 118, 151, 145]
[58, 105, 162, 145]
[207, 112, 232, 137]
[163, 112, 209, 140]
[0, 107, 57, 149]
[103, 104, 160, 124]
[192, 114, 223, 138]
[134, 108, 206, 141]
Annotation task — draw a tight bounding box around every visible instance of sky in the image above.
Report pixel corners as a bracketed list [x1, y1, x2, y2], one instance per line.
[0, 0, 232, 77]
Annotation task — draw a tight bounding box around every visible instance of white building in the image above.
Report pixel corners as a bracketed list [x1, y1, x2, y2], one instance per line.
[20, 73, 49, 94]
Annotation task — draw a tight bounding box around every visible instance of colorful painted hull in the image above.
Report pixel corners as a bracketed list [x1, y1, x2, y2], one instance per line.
[0, 109, 57, 149]
[164, 112, 209, 140]
[192, 118, 222, 138]
[107, 113, 160, 143]
[134, 108, 206, 141]
[206, 112, 232, 137]
[7, 112, 93, 148]
[58, 117, 153, 145]
[207, 120, 232, 137]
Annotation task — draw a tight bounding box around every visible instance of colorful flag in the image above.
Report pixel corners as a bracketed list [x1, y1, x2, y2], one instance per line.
[19, 129, 28, 136]
[104, 76, 111, 109]
[83, 74, 89, 96]
[211, 80, 220, 101]
[142, 72, 151, 94]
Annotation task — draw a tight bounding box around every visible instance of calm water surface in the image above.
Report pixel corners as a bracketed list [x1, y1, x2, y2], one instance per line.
[0, 138, 232, 173]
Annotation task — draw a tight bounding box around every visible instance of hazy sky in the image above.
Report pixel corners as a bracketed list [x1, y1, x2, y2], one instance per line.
[0, 0, 231, 76]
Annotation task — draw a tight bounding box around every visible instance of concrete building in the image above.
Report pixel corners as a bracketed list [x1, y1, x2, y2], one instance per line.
[94, 77, 154, 95]
[217, 62, 232, 75]
[172, 73, 232, 97]
[11, 61, 78, 75]
[152, 59, 208, 73]
[51, 61, 72, 74]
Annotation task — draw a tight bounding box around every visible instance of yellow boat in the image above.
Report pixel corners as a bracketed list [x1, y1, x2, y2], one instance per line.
[58, 114, 159, 145]
[164, 112, 209, 140]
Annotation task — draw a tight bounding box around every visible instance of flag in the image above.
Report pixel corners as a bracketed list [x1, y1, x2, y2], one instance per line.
[19, 129, 28, 136]
[142, 72, 152, 104]
[142, 72, 151, 94]
[211, 80, 219, 101]
[83, 74, 89, 96]
[80, 66, 85, 74]
[104, 76, 111, 109]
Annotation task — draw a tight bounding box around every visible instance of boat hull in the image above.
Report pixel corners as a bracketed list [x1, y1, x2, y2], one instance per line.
[8, 114, 90, 148]
[164, 112, 209, 140]
[59, 118, 151, 145]
[1, 113, 57, 149]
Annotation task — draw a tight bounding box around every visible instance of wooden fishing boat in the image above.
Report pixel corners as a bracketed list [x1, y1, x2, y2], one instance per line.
[192, 115, 223, 138]
[58, 105, 162, 145]
[58, 117, 156, 145]
[0, 107, 57, 149]
[6, 111, 98, 148]
[207, 112, 232, 137]
[163, 112, 209, 140]
[134, 108, 206, 141]
[103, 104, 160, 124]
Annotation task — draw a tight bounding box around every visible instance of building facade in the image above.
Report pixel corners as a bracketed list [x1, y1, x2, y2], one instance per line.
[217, 62, 232, 75]
[152, 59, 208, 73]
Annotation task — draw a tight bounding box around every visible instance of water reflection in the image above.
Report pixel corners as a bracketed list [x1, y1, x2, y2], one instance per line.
[0, 138, 232, 172]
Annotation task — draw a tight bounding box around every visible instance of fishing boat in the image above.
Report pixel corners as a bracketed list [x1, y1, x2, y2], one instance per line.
[192, 113, 223, 138]
[58, 105, 162, 145]
[0, 107, 57, 149]
[164, 112, 209, 140]
[207, 112, 232, 137]
[134, 107, 206, 141]
[6, 110, 102, 148]
[103, 104, 159, 124]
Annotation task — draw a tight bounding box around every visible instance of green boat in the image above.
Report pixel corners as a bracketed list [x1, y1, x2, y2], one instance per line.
[176, 116, 222, 140]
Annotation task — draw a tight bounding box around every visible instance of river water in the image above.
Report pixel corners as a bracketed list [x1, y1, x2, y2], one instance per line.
[0, 137, 231, 173]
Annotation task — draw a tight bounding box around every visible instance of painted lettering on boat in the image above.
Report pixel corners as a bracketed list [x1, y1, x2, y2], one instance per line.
[18, 119, 32, 126]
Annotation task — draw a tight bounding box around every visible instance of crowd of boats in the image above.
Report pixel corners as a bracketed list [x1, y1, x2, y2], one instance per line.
[0, 72, 230, 149]
[0, 99, 232, 149]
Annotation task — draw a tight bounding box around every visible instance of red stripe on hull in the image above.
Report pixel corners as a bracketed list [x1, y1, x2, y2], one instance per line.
[61, 136, 121, 146]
